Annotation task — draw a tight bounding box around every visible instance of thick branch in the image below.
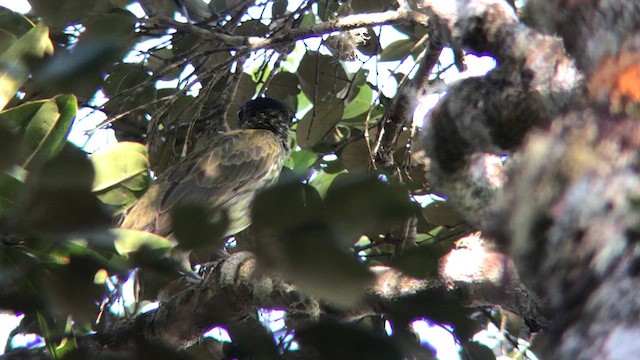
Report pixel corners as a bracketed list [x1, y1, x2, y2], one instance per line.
[375, 31, 443, 170]
[526, 0, 640, 113]
[75, 234, 541, 354]
[490, 108, 640, 359]
[149, 10, 429, 52]
[415, 0, 582, 226]
[413, 1, 640, 358]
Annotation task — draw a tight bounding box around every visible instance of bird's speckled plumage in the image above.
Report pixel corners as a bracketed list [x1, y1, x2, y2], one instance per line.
[121, 98, 292, 239]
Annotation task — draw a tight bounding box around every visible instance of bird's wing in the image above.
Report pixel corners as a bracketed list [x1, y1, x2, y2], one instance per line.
[153, 129, 286, 235]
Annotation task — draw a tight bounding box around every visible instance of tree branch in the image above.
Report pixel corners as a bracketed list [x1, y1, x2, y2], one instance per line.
[374, 29, 443, 171]
[70, 233, 543, 355]
[148, 10, 429, 52]
[414, 0, 582, 226]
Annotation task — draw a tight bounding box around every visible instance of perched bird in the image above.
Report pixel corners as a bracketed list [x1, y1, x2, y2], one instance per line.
[121, 98, 292, 272]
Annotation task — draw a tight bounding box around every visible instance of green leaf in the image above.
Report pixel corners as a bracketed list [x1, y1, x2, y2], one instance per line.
[0, 122, 20, 171]
[296, 98, 344, 149]
[285, 148, 318, 173]
[96, 185, 137, 206]
[281, 223, 375, 308]
[423, 201, 463, 227]
[236, 19, 269, 37]
[252, 181, 322, 232]
[317, 0, 340, 21]
[351, 0, 391, 13]
[0, 95, 77, 169]
[103, 63, 152, 98]
[345, 68, 368, 103]
[392, 245, 442, 279]
[272, 0, 288, 17]
[171, 203, 228, 250]
[0, 7, 35, 38]
[337, 136, 373, 172]
[0, 22, 53, 110]
[299, 11, 317, 27]
[0, 29, 17, 56]
[35, 38, 124, 99]
[91, 142, 149, 192]
[297, 51, 349, 101]
[309, 169, 346, 198]
[35, 12, 136, 100]
[343, 83, 373, 120]
[265, 71, 300, 112]
[265, 71, 300, 98]
[0, 169, 24, 215]
[41, 255, 109, 324]
[17, 145, 111, 233]
[323, 174, 418, 245]
[112, 229, 173, 255]
[225, 319, 281, 360]
[91, 142, 150, 213]
[379, 38, 416, 62]
[28, 0, 104, 30]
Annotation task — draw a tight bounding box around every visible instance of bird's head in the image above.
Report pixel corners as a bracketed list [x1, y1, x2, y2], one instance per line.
[238, 98, 293, 149]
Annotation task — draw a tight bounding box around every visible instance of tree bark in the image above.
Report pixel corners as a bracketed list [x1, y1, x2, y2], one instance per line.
[66, 236, 539, 355]
[414, 0, 640, 358]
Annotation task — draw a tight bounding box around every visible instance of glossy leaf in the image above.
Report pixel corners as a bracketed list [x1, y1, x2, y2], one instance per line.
[272, 0, 288, 17]
[91, 142, 149, 192]
[323, 174, 418, 245]
[0, 7, 34, 38]
[16, 146, 111, 233]
[0, 29, 17, 55]
[296, 98, 344, 149]
[171, 203, 228, 250]
[90, 142, 150, 212]
[28, 0, 108, 30]
[0, 22, 53, 109]
[308, 169, 346, 198]
[0, 170, 24, 215]
[285, 148, 318, 173]
[0, 122, 20, 171]
[42, 255, 108, 324]
[423, 201, 464, 227]
[103, 63, 152, 98]
[297, 52, 349, 101]
[252, 181, 322, 232]
[265, 71, 300, 112]
[337, 136, 373, 172]
[380, 38, 416, 62]
[392, 245, 443, 279]
[0, 95, 77, 169]
[35, 12, 136, 99]
[343, 83, 373, 120]
[112, 229, 173, 255]
[281, 223, 375, 308]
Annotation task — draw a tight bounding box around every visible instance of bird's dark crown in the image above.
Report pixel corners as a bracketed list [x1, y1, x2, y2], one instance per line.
[238, 98, 293, 149]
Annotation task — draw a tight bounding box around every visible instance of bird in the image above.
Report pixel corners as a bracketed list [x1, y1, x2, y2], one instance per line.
[120, 97, 293, 273]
